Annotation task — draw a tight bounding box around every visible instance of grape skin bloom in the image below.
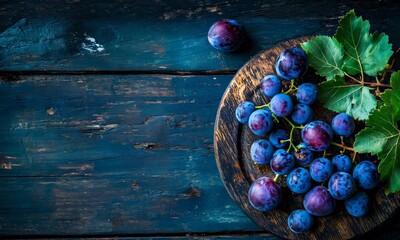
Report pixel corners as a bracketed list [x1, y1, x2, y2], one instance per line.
[269, 128, 289, 149]
[287, 209, 314, 234]
[261, 75, 282, 97]
[286, 167, 312, 194]
[250, 139, 275, 165]
[296, 83, 318, 104]
[301, 120, 333, 152]
[309, 157, 333, 182]
[207, 19, 246, 52]
[332, 154, 352, 173]
[345, 191, 370, 217]
[353, 161, 380, 190]
[270, 93, 294, 117]
[328, 172, 356, 200]
[248, 176, 282, 212]
[303, 186, 335, 217]
[275, 47, 308, 80]
[270, 149, 295, 175]
[291, 103, 314, 125]
[331, 113, 355, 137]
[248, 109, 273, 136]
[235, 101, 255, 124]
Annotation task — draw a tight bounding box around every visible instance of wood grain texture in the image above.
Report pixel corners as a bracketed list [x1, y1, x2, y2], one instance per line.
[1, 0, 399, 71]
[214, 37, 400, 239]
[0, 75, 263, 236]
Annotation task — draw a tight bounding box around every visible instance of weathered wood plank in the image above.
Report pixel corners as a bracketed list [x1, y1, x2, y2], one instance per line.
[0, 74, 265, 235]
[0, 0, 399, 71]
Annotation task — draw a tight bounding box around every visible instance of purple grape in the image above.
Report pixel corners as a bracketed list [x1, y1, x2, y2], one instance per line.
[248, 109, 273, 136]
[207, 19, 246, 52]
[332, 154, 352, 173]
[270, 149, 295, 175]
[309, 157, 333, 182]
[291, 103, 314, 125]
[250, 139, 275, 165]
[294, 142, 314, 167]
[270, 93, 293, 117]
[353, 161, 380, 190]
[296, 83, 318, 104]
[235, 101, 255, 124]
[345, 191, 370, 217]
[248, 176, 282, 211]
[286, 167, 312, 194]
[301, 120, 333, 152]
[275, 47, 308, 80]
[261, 75, 282, 97]
[269, 128, 289, 149]
[328, 172, 356, 200]
[303, 186, 335, 217]
[287, 209, 314, 234]
[331, 113, 355, 137]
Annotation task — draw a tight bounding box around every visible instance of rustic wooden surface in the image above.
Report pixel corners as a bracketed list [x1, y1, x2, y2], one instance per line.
[214, 37, 400, 240]
[1, 0, 400, 239]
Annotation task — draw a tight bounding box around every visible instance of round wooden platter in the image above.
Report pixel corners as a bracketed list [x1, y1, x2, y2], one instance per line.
[213, 36, 400, 240]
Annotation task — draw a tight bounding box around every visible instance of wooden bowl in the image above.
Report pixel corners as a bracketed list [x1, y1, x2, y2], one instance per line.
[214, 36, 400, 239]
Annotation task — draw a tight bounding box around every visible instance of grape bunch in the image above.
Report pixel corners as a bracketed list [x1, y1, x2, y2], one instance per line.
[235, 47, 380, 234]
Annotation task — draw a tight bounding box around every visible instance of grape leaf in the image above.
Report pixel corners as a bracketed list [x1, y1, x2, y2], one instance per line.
[380, 71, 400, 117]
[354, 71, 400, 194]
[318, 79, 376, 120]
[335, 10, 393, 76]
[301, 36, 344, 81]
[354, 105, 400, 194]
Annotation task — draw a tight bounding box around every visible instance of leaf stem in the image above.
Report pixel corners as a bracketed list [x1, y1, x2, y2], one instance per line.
[331, 141, 356, 152]
[345, 73, 362, 84]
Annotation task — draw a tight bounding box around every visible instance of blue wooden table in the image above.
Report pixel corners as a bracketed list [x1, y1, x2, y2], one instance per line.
[0, 1, 399, 239]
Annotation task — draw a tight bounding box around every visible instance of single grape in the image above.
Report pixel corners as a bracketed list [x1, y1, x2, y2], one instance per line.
[328, 172, 356, 200]
[235, 101, 255, 124]
[303, 186, 335, 217]
[301, 120, 333, 152]
[269, 129, 289, 149]
[261, 75, 282, 97]
[287, 209, 314, 234]
[275, 47, 308, 80]
[291, 103, 314, 125]
[270, 149, 295, 175]
[270, 93, 293, 117]
[345, 191, 370, 217]
[248, 176, 282, 211]
[248, 109, 273, 136]
[286, 167, 312, 194]
[332, 154, 352, 173]
[250, 139, 275, 165]
[309, 157, 333, 182]
[353, 160, 380, 190]
[331, 113, 355, 137]
[294, 142, 314, 167]
[296, 83, 318, 104]
[207, 19, 246, 52]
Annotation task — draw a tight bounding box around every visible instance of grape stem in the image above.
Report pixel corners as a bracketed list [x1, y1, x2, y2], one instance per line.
[255, 103, 270, 109]
[282, 116, 302, 152]
[274, 174, 280, 182]
[283, 79, 298, 94]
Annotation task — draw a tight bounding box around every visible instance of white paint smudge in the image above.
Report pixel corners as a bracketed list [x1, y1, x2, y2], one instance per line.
[81, 34, 105, 54]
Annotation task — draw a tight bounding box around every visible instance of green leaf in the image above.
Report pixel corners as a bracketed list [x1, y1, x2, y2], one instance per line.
[301, 36, 344, 81]
[318, 79, 377, 120]
[335, 10, 392, 77]
[381, 71, 400, 117]
[355, 105, 400, 194]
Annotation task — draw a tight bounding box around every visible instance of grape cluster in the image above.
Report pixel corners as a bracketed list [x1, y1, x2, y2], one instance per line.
[235, 47, 380, 234]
